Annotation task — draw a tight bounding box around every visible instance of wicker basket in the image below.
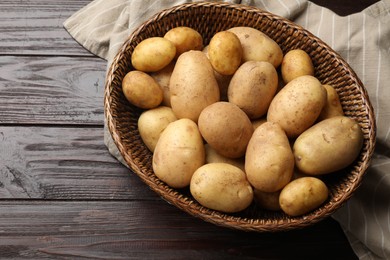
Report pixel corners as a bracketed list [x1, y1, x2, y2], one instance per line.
[104, 2, 376, 232]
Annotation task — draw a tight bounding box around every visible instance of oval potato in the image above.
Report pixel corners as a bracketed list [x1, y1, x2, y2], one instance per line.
[150, 62, 176, 107]
[131, 37, 176, 72]
[253, 189, 281, 211]
[318, 84, 344, 121]
[122, 70, 163, 109]
[245, 122, 294, 192]
[169, 51, 220, 122]
[228, 61, 278, 119]
[227, 26, 283, 68]
[293, 116, 364, 175]
[281, 49, 314, 84]
[204, 144, 245, 171]
[152, 118, 205, 188]
[138, 106, 177, 152]
[164, 26, 203, 59]
[190, 163, 254, 213]
[279, 177, 328, 216]
[267, 75, 327, 138]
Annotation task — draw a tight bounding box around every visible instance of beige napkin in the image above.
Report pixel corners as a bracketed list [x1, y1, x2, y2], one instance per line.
[64, 0, 390, 259]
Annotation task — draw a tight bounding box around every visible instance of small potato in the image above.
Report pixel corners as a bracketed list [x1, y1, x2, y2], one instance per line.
[150, 62, 175, 107]
[122, 70, 163, 109]
[131, 37, 176, 72]
[267, 75, 327, 138]
[318, 84, 344, 121]
[281, 49, 314, 84]
[293, 116, 364, 175]
[204, 144, 245, 171]
[169, 51, 220, 122]
[198, 102, 254, 159]
[138, 106, 177, 152]
[245, 122, 294, 192]
[153, 118, 205, 188]
[253, 189, 281, 211]
[228, 27, 283, 68]
[164, 26, 203, 59]
[228, 61, 278, 119]
[279, 177, 328, 216]
[208, 31, 242, 75]
[190, 163, 254, 213]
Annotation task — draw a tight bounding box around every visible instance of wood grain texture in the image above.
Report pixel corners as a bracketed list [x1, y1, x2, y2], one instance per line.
[0, 56, 106, 125]
[0, 126, 158, 200]
[0, 0, 93, 56]
[0, 200, 357, 259]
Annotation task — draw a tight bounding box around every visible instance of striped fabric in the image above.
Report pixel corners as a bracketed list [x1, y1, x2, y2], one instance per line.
[64, 1, 390, 259]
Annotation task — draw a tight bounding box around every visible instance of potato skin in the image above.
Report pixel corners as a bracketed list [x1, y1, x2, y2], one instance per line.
[152, 119, 205, 188]
[281, 49, 314, 84]
[131, 37, 176, 72]
[318, 84, 344, 121]
[227, 26, 283, 68]
[228, 61, 278, 119]
[190, 163, 254, 213]
[208, 31, 242, 75]
[198, 102, 253, 159]
[122, 70, 163, 109]
[164, 26, 203, 59]
[293, 116, 364, 175]
[253, 189, 281, 211]
[245, 122, 294, 192]
[267, 75, 327, 138]
[150, 62, 176, 107]
[279, 177, 328, 216]
[169, 50, 220, 122]
[204, 144, 245, 171]
[138, 106, 177, 152]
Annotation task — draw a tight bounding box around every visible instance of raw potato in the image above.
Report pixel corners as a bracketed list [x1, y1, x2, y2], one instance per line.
[138, 106, 177, 152]
[208, 31, 242, 75]
[152, 118, 205, 188]
[198, 102, 254, 159]
[228, 26, 283, 68]
[204, 144, 245, 171]
[267, 75, 327, 138]
[293, 116, 364, 175]
[252, 117, 267, 130]
[279, 177, 328, 216]
[245, 122, 294, 192]
[122, 70, 163, 109]
[131, 37, 176, 72]
[253, 189, 281, 211]
[228, 61, 278, 119]
[169, 50, 220, 122]
[318, 84, 344, 120]
[150, 62, 175, 107]
[164, 26, 203, 59]
[281, 49, 314, 84]
[190, 163, 254, 213]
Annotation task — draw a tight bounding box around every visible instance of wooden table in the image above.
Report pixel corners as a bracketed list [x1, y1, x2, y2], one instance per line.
[0, 0, 378, 259]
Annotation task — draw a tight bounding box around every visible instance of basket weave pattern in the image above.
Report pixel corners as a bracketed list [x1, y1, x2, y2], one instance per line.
[104, 2, 376, 232]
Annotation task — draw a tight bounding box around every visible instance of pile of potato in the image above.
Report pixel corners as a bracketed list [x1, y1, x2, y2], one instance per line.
[122, 26, 364, 217]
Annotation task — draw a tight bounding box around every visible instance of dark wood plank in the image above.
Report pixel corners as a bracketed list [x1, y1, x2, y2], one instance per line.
[0, 56, 106, 125]
[0, 200, 357, 259]
[0, 0, 94, 56]
[0, 126, 158, 200]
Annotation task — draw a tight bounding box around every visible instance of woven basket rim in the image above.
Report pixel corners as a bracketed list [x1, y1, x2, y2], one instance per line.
[104, 1, 376, 232]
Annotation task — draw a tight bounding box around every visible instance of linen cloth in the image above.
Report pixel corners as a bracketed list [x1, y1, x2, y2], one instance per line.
[63, 0, 390, 259]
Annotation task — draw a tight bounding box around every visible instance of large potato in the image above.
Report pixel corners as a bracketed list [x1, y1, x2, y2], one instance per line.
[293, 116, 364, 175]
[138, 106, 177, 152]
[227, 26, 283, 68]
[152, 119, 205, 188]
[228, 61, 278, 119]
[267, 75, 327, 138]
[122, 70, 163, 109]
[164, 26, 203, 59]
[208, 31, 242, 75]
[190, 163, 254, 213]
[150, 62, 175, 107]
[279, 177, 328, 216]
[131, 37, 176, 72]
[169, 50, 220, 122]
[281, 49, 314, 84]
[204, 144, 245, 171]
[318, 84, 344, 121]
[245, 122, 294, 192]
[198, 102, 253, 159]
